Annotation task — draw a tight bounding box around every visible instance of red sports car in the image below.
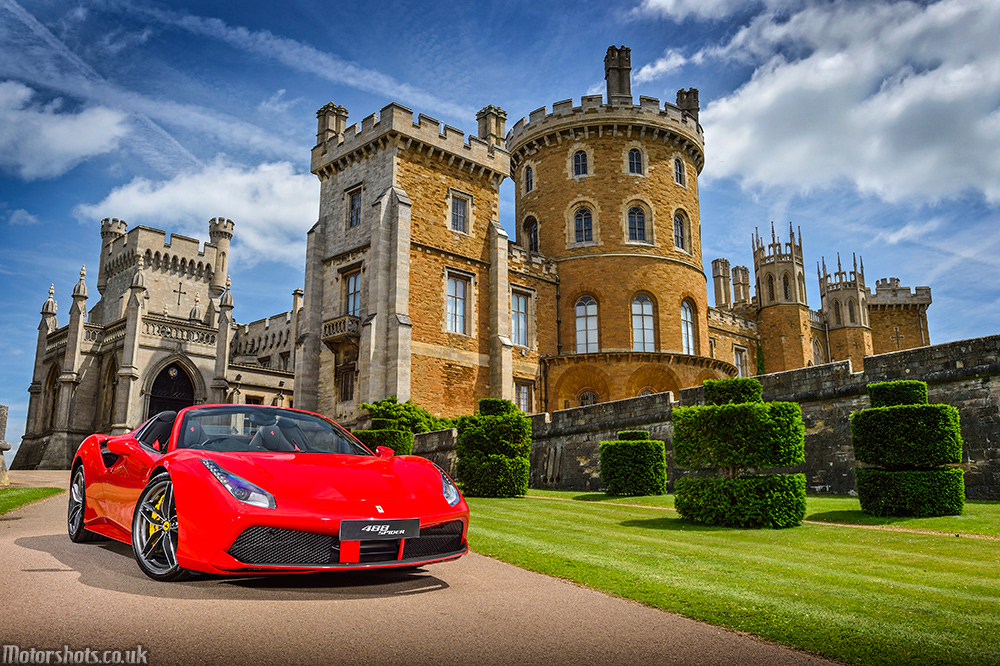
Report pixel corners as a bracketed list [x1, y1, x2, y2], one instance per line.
[68, 404, 469, 581]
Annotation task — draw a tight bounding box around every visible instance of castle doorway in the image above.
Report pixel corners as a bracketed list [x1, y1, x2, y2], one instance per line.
[147, 364, 195, 418]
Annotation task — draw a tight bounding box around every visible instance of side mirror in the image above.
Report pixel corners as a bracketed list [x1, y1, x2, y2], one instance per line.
[106, 439, 138, 457]
[375, 446, 395, 458]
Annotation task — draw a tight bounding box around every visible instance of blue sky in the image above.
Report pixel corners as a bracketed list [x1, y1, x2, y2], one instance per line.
[3, 0, 999, 461]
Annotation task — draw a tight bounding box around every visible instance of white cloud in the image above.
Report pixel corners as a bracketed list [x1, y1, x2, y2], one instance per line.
[871, 218, 942, 245]
[74, 160, 318, 267]
[6, 208, 39, 225]
[0, 80, 128, 180]
[631, 0, 795, 21]
[634, 49, 687, 83]
[698, 0, 1000, 203]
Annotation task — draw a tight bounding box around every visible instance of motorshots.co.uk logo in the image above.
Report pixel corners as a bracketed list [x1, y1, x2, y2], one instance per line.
[2, 645, 148, 665]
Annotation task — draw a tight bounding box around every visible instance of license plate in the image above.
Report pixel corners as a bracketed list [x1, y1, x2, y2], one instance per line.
[339, 518, 420, 541]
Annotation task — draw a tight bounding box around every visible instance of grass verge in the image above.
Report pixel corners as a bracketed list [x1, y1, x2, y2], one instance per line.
[468, 492, 1000, 666]
[0, 487, 65, 515]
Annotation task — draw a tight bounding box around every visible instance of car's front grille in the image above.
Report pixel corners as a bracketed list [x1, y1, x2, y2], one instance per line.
[402, 521, 465, 559]
[227, 520, 465, 567]
[228, 526, 337, 565]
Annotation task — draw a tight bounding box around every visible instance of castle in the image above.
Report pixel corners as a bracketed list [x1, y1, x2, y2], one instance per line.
[14, 46, 930, 468]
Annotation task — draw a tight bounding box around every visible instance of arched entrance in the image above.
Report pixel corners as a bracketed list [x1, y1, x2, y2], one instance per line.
[147, 364, 195, 418]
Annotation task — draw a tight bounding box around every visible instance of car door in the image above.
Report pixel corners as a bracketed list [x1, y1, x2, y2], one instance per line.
[104, 413, 174, 533]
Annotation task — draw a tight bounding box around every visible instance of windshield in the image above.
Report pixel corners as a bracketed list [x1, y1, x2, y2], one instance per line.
[176, 406, 371, 455]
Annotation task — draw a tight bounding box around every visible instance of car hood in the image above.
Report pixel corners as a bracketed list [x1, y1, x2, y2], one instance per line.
[183, 451, 441, 505]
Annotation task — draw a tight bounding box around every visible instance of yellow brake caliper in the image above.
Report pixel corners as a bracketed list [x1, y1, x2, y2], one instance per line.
[149, 494, 164, 538]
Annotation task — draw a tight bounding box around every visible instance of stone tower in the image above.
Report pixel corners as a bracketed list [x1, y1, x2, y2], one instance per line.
[867, 277, 932, 354]
[819, 253, 873, 366]
[752, 223, 813, 372]
[506, 48, 733, 410]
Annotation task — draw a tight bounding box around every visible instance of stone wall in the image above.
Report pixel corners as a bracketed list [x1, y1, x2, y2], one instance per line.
[413, 428, 458, 479]
[0, 404, 9, 486]
[420, 334, 1000, 498]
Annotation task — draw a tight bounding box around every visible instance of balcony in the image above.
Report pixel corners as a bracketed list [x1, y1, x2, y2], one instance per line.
[322, 315, 361, 351]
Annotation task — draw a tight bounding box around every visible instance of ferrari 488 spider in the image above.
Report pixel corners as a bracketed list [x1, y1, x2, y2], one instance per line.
[68, 404, 469, 580]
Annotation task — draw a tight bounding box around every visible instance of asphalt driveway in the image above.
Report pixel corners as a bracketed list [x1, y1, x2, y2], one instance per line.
[0, 479, 837, 666]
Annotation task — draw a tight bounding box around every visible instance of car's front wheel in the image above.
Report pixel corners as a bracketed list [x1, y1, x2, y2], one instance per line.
[131, 472, 189, 581]
[68, 466, 104, 543]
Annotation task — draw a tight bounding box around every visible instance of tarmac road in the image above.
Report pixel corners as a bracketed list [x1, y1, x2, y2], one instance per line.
[0, 479, 838, 666]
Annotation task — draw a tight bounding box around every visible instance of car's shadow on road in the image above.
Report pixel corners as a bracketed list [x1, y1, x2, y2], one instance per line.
[15, 534, 450, 600]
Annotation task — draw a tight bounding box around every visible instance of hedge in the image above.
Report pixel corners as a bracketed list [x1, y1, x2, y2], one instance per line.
[703, 377, 763, 405]
[455, 454, 530, 498]
[456, 412, 532, 461]
[617, 430, 650, 441]
[674, 474, 806, 528]
[353, 429, 414, 456]
[855, 468, 965, 517]
[673, 402, 805, 471]
[478, 398, 518, 416]
[455, 399, 532, 498]
[851, 404, 962, 468]
[599, 439, 666, 496]
[867, 380, 927, 408]
[369, 418, 399, 431]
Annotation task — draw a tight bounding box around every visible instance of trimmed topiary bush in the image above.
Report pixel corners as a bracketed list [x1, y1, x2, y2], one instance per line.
[369, 418, 400, 431]
[851, 404, 962, 468]
[353, 429, 413, 455]
[673, 377, 806, 528]
[674, 475, 806, 529]
[599, 431, 666, 496]
[855, 468, 965, 517]
[867, 380, 928, 408]
[616, 430, 651, 441]
[455, 399, 532, 497]
[852, 380, 964, 517]
[703, 377, 764, 405]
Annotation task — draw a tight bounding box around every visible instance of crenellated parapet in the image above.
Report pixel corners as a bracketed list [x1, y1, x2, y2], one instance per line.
[506, 94, 704, 172]
[100, 224, 221, 283]
[708, 306, 758, 335]
[869, 277, 932, 310]
[819, 252, 866, 297]
[311, 102, 510, 181]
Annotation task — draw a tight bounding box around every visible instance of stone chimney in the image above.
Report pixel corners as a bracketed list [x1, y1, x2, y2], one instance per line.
[605, 45, 633, 105]
[476, 105, 507, 148]
[712, 258, 732, 309]
[316, 103, 349, 144]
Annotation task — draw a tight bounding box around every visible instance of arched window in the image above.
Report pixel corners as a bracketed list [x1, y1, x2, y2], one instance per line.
[579, 390, 598, 406]
[628, 148, 643, 174]
[639, 388, 654, 397]
[632, 295, 655, 352]
[628, 207, 646, 241]
[575, 296, 598, 353]
[848, 299, 856, 324]
[43, 364, 60, 431]
[574, 150, 588, 176]
[524, 217, 539, 252]
[766, 275, 776, 303]
[834, 301, 842, 325]
[525, 166, 534, 193]
[673, 213, 686, 250]
[575, 208, 593, 243]
[674, 158, 685, 185]
[782, 273, 791, 300]
[681, 301, 696, 355]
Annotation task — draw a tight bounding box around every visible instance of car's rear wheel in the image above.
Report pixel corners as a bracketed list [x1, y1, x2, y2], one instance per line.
[68, 466, 104, 543]
[132, 472, 190, 581]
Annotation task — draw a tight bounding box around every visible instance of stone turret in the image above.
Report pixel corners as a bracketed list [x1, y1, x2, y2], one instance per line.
[819, 252, 873, 364]
[208, 218, 234, 297]
[605, 45, 632, 105]
[752, 223, 813, 372]
[316, 103, 349, 145]
[97, 218, 127, 294]
[213, 277, 234, 402]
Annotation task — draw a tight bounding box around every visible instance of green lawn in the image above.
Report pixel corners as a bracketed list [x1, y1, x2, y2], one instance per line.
[468, 491, 1000, 666]
[0, 487, 64, 515]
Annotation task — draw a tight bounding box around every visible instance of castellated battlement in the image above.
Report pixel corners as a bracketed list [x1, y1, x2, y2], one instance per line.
[311, 102, 510, 179]
[870, 277, 932, 307]
[99, 221, 221, 283]
[708, 307, 758, 334]
[505, 94, 705, 171]
[507, 242, 558, 278]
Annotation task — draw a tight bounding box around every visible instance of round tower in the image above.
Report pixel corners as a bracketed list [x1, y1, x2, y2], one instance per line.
[819, 253, 873, 366]
[97, 218, 127, 295]
[507, 46, 732, 407]
[208, 218, 234, 297]
[752, 223, 813, 372]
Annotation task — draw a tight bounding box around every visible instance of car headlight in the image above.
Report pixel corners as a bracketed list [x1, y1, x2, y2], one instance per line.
[201, 459, 276, 509]
[440, 469, 461, 506]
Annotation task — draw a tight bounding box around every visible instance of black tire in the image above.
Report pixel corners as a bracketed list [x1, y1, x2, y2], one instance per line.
[68, 466, 105, 543]
[131, 472, 190, 581]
